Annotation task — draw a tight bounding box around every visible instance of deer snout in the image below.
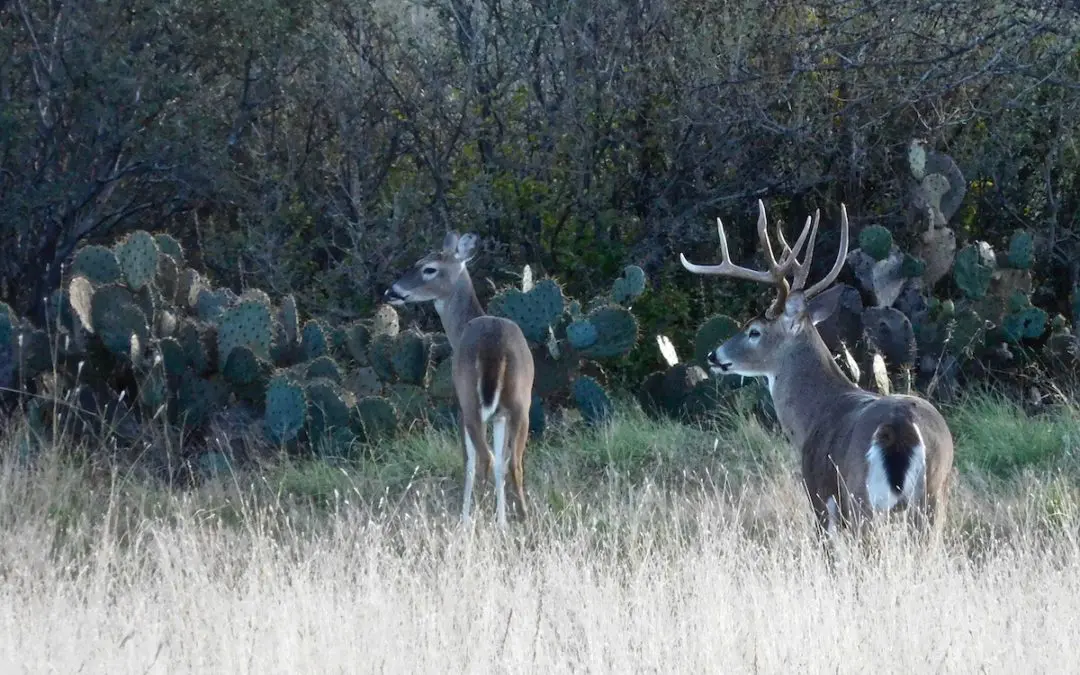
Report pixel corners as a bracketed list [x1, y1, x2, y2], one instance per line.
[707, 349, 733, 373]
[383, 285, 408, 306]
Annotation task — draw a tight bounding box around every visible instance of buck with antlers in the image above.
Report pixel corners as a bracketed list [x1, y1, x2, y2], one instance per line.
[385, 232, 535, 528]
[680, 201, 954, 537]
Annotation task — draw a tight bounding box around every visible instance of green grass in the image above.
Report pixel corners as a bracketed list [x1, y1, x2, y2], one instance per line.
[947, 390, 1080, 478]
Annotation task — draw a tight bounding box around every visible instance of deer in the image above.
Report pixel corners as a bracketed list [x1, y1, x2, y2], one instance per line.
[384, 232, 535, 528]
[679, 200, 954, 538]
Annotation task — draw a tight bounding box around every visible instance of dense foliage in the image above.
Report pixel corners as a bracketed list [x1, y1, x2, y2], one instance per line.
[1, 0, 1079, 466]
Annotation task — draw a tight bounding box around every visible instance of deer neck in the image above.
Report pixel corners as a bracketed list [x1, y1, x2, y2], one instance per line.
[770, 323, 862, 448]
[434, 269, 485, 351]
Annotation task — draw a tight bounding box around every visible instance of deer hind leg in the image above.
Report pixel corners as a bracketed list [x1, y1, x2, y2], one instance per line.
[507, 407, 530, 521]
[460, 414, 492, 525]
[492, 415, 510, 528]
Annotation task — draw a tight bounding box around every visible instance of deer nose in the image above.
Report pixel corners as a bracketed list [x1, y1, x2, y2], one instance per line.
[708, 350, 732, 372]
[707, 350, 721, 366]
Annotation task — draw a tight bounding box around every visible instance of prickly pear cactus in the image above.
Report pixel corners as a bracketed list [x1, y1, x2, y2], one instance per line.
[115, 230, 159, 291]
[953, 243, 994, 300]
[368, 333, 396, 381]
[343, 321, 371, 365]
[179, 320, 217, 375]
[1001, 293, 1047, 344]
[693, 314, 740, 368]
[265, 374, 307, 444]
[576, 306, 638, 359]
[301, 319, 328, 361]
[178, 269, 202, 309]
[387, 383, 429, 424]
[1006, 230, 1034, 270]
[280, 295, 299, 345]
[89, 284, 150, 360]
[428, 358, 455, 399]
[218, 299, 274, 363]
[196, 288, 234, 321]
[353, 396, 398, 441]
[156, 253, 180, 304]
[611, 265, 647, 305]
[488, 278, 566, 344]
[158, 337, 188, 376]
[305, 378, 354, 441]
[858, 225, 893, 262]
[71, 245, 123, 285]
[371, 304, 399, 337]
[153, 233, 185, 265]
[176, 372, 230, 429]
[572, 375, 613, 426]
[566, 320, 599, 350]
[916, 225, 956, 288]
[391, 330, 429, 385]
[67, 276, 95, 332]
[305, 355, 342, 384]
[222, 346, 267, 386]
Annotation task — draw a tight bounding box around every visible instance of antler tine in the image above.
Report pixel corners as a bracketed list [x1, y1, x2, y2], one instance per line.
[678, 213, 780, 285]
[789, 209, 821, 292]
[755, 200, 793, 319]
[776, 214, 814, 269]
[803, 204, 850, 298]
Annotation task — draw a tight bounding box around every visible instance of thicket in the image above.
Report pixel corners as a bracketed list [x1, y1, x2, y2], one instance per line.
[1, 0, 1079, 468]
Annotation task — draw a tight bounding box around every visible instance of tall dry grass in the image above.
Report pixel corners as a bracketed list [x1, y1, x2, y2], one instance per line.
[1, 395, 1079, 673]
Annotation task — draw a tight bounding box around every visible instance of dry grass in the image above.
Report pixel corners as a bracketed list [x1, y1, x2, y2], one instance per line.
[1, 396, 1079, 673]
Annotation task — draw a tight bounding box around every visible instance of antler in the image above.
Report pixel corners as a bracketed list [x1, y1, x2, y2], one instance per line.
[679, 200, 794, 318]
[679, 201, 851, 319]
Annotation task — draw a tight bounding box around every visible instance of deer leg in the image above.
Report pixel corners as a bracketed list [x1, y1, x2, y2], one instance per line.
[508, 408, 529, 521]
[492, 415, 509, 528]
[460, 415, 491, 525]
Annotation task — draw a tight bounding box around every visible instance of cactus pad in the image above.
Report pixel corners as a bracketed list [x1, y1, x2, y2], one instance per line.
[153, 233, 184, 265]
[343, 366, 383, 398]
[67, 276, 95, 332]
[176, 372, 229, 429]
[488, 278, 566, 344]
[305, 378, 354, 441]
[612, 265, 647, 305]
[576, 305, 638, 359]
[241, 288, 272, 307]
[178, 269, 202, 309]
[343, 321, 371, 365]
[71, 245, 123, 285]
[428, 358, 455, 399]
[353, 396, 399, 441]
[156, 253, 180, 304]
[280, 295, 299, 345]
[1002, 305, 1047, 344]
[218, 299, 274, 363]
[391, 330, 429, 385]
[388, 383, 429, 424]
[223, 346, 263, 386]
[572, 375, 613, 426]
[368, 333, 396, 381]
[566, 319, 599, 350]
[858, 225, 893, 262]
[305, 355, 343, 384]
[115, 230, 159, 290]
[694, 314, 740, 368]
[264, 374, 307, 444]
[953, 244, 994, 300]
[90, 284, 150, 359]
[1006, 230, 1035, 270]
[301, 320, 328, 361]
[158, 337, 188, 376]
[179, 320, 217, 375]
[371, 304, 400, 336]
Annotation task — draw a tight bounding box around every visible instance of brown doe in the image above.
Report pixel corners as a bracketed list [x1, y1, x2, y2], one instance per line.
[680, 201, 954, 537]
[384, 232, 535, 527]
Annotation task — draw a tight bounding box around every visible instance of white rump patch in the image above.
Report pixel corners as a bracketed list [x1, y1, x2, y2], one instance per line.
[476, 357, 502, 423]
[865, 423, 927, 512]
[492, 416, 508, 528]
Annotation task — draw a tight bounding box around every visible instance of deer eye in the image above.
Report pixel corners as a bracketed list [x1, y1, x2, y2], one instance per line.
[747, 327, 761, 339]
[422, 266, 438, 278]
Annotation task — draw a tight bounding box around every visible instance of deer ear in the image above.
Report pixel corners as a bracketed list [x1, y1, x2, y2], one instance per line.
[454, 233, 479, 262]
[442, 231, 461, 253]
[806, 285, 845, 325]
